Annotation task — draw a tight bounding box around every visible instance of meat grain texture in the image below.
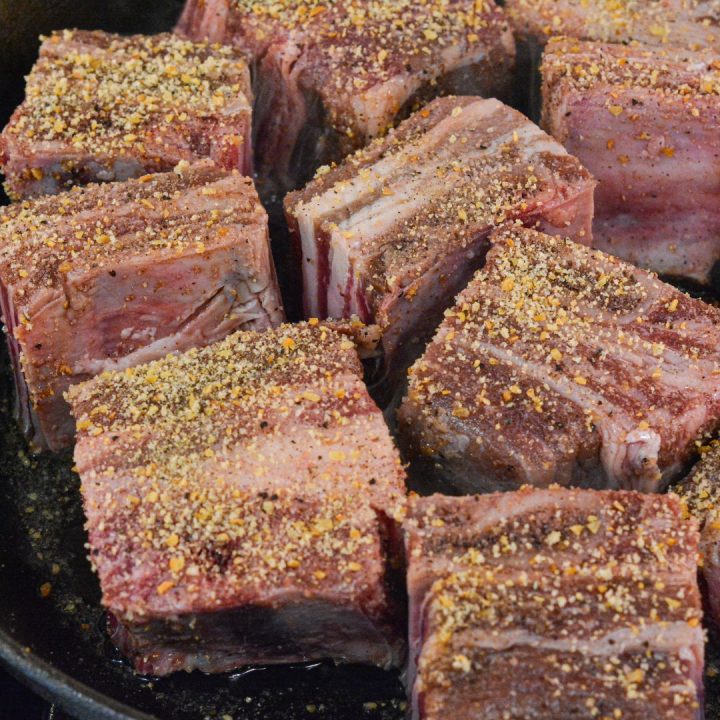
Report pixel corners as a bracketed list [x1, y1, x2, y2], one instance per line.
[542, 37, 720, 285]
[0, 160, 283, 451]
[67, 322, 407, 676]
[286, 96, 595, 382]
[399, 225, 720, 493]
[404, 488, 704, 720]
[0, 30, 253, 199]
[177, 0, 516, 194]
[505, 0, 720, 49]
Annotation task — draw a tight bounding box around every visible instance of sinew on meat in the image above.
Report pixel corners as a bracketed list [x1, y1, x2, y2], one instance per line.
[285, 96, 595, 381]
[673, 440, 720, 630]
[398, 225, 720, 494]
[0, 30, 253, 199]
[0, 160, 283, 452]
[66, 322, 407, 676]
[505, 0, 720, 49]
[405, 488, 704, 720]
[542, 37, 720, 285]
[177, 0, 516, 194]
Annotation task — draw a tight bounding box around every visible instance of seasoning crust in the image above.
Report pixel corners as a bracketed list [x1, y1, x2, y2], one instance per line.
[0, 30, 253, 198]
[69, 322, 407, 618]
[399, 225, 720, 493]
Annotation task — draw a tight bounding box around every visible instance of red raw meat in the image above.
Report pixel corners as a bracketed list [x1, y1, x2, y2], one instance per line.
[673, 440, 720, 632]
[542, 38, 720, 285]
[0, 161, 283, 451]
[286, 96, 595, 383]
[506, 0, 720, 49]
[505, 0, 720, 121]
[177, 0, 516, 194]
[404, 488, 704, 720]
[399, 225, 720, 493]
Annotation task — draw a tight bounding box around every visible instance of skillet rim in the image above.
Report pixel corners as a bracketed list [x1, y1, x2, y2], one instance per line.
[0, 626, 157, 720]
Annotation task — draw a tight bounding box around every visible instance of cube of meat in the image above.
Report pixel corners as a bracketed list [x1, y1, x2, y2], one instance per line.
[285, 96, 595, 386]
[505, 0, 720, 120]
[177, 0, 516, 194]
[505, 0, 720, 49]
[66, 322, 407, 676]
[398, 225, 720, 494]
[404, 489, 704, 720]
[673, 440, 720, 631]
[0, 30, 253, 200]
[0, 160, 284, 452]
[542, 38, 720, 285]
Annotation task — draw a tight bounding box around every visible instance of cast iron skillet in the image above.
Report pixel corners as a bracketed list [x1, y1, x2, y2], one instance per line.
[0, 2, 717, 719]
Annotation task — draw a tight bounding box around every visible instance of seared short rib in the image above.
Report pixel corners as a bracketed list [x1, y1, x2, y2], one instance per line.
[404, 488, 704, 720]
[505, 0, 720, 120]
[674, 440, 720, 631]
[0, 30, 252, 199]
[286, 96, 595, 384]
[177, 0, 516, 194]
[542, 38, 720, 285]
[505, 0, 720, 49]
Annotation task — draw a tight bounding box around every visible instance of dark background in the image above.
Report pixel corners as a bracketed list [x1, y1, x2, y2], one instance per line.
[1, 671, 49, 719]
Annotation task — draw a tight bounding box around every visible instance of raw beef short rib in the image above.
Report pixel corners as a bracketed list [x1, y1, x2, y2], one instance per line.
[286, 96, 595, 385]
[177, 0, 516, 194]
[504, 0, 720, 120]
[0, 30, 253, 199]
[67, 322, 407, 676]
[542, 38, 720, 285]
[404, 488, 704, 720]
[0, 160, 283, 451]
[398, 225, 720, 493]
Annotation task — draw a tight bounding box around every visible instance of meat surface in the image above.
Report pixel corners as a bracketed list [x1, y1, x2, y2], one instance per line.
[0, 160, 283, 452]
[0, 30, 253, 199]
[66, 322, 407, 676]
[177, 0, 516, 195]
[542, 38, 720, 286]
[505, 0, 720, 120]
[398, 225, 720, 494]
[404, 488, 704, 720]
[673, 440, 720, 631]
[505, 0, 720, 48]
[285, 96, 595, 387]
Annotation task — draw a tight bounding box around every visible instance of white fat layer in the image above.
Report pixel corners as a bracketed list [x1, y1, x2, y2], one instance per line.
[420, 622, 704, 659]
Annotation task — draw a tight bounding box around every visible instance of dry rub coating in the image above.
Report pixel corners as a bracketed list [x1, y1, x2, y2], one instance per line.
[67, 322, 407, 675]
[405, 488, 703, 720]
[399, 225, 720, 493]
[0, 30, 253, 198]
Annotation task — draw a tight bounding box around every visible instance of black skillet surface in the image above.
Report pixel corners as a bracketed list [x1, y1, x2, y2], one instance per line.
[0, 2, 717, 719]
